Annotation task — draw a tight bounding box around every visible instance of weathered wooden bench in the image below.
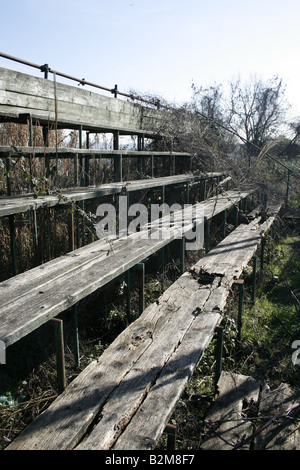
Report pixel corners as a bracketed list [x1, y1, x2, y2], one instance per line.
[0, 172, 226, 217]
[199, 371, 300, 450]
[0, 66, 166, 137]
[5, 204, 282, 450]
[0, 189, 249, 350]
[0, 66, 196, 185]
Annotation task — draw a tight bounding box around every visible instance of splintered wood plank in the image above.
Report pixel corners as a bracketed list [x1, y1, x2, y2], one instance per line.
[0, 196, 201, 346]
[111, 278, 229, 450]
[113, 311, 221, 450]
[200, 372, 261, 450]
[5, 271, 206, 450]
[76, 281, 213, 450]
[0, 190, 250, 348]
[254, 383, 300, 450]
[5, 205, 283, 451]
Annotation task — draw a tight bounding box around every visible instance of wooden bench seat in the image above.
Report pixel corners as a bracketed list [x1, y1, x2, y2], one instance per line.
[0, 190, 249, 348]
[0, 67, 166, 136]
[4, 206, 281, 451]
[0, 173, 225, 218]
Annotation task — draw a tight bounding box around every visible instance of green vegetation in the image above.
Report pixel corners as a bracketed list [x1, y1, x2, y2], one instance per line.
[237, 226, 300, 386]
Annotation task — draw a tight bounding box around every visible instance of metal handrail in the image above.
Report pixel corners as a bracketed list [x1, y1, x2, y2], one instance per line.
[0, 52, 162, 108]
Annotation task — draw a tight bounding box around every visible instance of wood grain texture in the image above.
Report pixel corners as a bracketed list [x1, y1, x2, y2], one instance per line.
[0, 67, 166, 135]
[5, 204, 282, 451]
[200, 372, 261, 450]
[0, 173, 223, 218]
[0, 190, 249, 347]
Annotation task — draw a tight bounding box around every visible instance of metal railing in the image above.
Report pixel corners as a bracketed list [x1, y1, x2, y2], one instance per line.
[0, 52, 163, 108]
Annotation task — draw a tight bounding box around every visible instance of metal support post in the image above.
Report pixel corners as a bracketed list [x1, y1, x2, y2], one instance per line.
[9, 215, 18, 276]
[180, 236, 185, 275]
[252, 256, 257, 303]
[261, 236, 266, 271]
[202, 178, 207, 201]
[113, 131, 121, 182]
[72, 304, 80, 368]
[161, 247, 165, 292]
[186, 181, 190, 204]
[6, 156, 17, 275]
[222, 209, 227, 238]
[234, 204, 239, 228]
[161, 185, 165, 205]
[80, 201, 85, 247]
[74, 153, 79, 187]
[165, 424, 177, 450]
[286, 170, 291, 203]
[68, 205, 75, 252]
[51, 318, 66, 394]
[114, 155, 122, 182]
[27, 114, 33, 147]
[126, 270, 131, 323]
[171, 154, 175, 175]
[205, 217, 210, 253]
[215, 326, 223, 390]
[136, 263, 145, 315]
[6, 155, 12, 196]
[85, 156, 90, 187]
[79, 126, 84, 187]
[235, 280, 244, 341]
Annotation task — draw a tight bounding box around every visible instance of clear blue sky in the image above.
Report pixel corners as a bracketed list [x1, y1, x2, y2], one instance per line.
[1, 0, 300, 117]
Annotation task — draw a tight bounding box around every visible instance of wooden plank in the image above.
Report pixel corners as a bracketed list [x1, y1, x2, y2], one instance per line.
[0, 67, 166, 135]
[199, 372, 261, 450]
[4, 204, 283, 451]
[0, 173, 222, 218]
[254, 383, 300, 450]
[0, 232, 142, 310]
[0, 190, 251, 347]
[76, 282, 214, 450]
[0, 146, 192, 157]
[113, 312, 221, 451]
[5, 208, 279, 451]
[5, 270, 205, 450]
[81, 211, 281, 450]
[193, 219, 262, 276]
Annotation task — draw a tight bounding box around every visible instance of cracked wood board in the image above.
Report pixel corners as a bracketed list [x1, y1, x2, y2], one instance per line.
[5, 270, 207, 450]
[200, 372, 261, 450]
[112, 312, 221, 451]
[75, 281, 217, 450]
[5, 209, 280, 450]
[254, 383, 300, 450]
[0, 190, 250, 348]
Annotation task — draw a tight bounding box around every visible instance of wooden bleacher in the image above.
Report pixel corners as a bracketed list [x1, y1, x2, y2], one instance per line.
[0, 190, 248, 350]
[0, 62, 285, 450]
[5, 205, 282, 450]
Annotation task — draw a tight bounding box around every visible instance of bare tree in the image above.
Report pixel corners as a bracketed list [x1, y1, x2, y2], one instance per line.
[228, 75, 289, 157]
